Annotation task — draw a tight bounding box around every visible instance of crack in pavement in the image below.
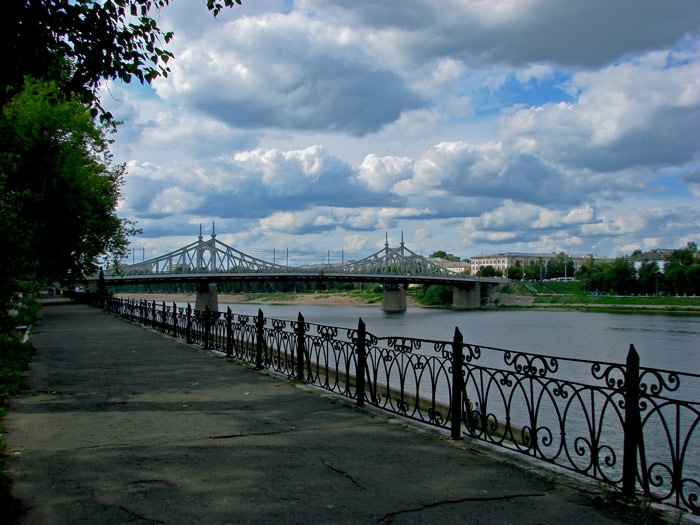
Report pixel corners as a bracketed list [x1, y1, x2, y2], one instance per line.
[321, 459, 367, 490]
[207, 429, 294, 440]
[117, 504, 166, 524]
[68, 428, 296, 450]
[61, 421, 369, 451]
[376, 492, 545, 524]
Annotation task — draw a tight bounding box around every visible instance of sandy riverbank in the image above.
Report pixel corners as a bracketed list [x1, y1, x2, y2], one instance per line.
[115, 292, 421, 307]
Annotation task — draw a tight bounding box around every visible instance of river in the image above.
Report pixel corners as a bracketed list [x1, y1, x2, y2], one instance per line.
[205, 302, 700, 374]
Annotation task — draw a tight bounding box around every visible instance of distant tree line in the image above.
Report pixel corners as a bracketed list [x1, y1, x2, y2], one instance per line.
[476, 243, 700, 296]
[577, 243, 699, 296]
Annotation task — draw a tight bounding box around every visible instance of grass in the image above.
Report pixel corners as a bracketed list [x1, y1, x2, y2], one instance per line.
[347, 289, 383, 304]
[499, 280, 700, 313]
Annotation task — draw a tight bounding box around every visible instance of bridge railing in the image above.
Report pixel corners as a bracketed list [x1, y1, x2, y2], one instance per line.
[98, 295, 699, 516]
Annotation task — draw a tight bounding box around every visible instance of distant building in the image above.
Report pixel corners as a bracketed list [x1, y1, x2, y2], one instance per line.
[428, 257, 471, 274]
[628, 249, 674, 272]
[469, 252, 608, 277]
[427, 256, 471, 274]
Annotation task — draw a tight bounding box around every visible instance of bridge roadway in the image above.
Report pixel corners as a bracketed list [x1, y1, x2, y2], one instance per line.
[5, 299, 661, 524]
[98, 270, 504, 287]
[98, 271, 506, 312]
[91, 231, 508, 311]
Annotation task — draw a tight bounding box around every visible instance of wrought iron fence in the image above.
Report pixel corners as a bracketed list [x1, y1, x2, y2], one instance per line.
[99, 296, 699, 515]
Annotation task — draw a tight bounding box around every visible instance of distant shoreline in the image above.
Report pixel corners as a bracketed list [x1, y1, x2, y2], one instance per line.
[114, 292, 700, 315]
[114, 292, 420, 307]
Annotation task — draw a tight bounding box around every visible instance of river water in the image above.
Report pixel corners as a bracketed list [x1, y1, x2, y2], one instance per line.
[209, 302, 699, 374]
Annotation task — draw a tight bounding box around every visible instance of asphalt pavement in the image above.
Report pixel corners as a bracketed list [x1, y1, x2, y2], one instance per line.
[5, 299, 671, 524]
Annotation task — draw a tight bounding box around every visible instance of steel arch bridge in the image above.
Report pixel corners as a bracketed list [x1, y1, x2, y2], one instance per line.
[101, 229, 505, 288]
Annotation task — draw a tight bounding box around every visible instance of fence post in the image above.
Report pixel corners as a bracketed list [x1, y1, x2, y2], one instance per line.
[255, 308, 264, 369]
[151, 301, 157, 329]
[622, 344, 641, 498]
[295, 312, 306, 381]
[172, 302, 178, 337]
[226, 307, 233, 358]
[203, 306, 211, 349]
[161, 301, 166, 333]
[356, 318, 367, 407]
[186, 303, 192, 344]
[451, 327, 464, 440]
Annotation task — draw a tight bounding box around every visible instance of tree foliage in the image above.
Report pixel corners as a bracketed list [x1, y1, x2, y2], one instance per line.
[664, 244, 700, 295]
[2, 1, 242, 117]
[546, 252, 575, 279]
[506, 265, 523, 280]
[477, 265, 502, 277]
[0, 80, 136, 285]
[1, 1, 242, 328]
[430, 250, 462, 262]
[575, 244, 699, 296]
[417, 285, 453, 306]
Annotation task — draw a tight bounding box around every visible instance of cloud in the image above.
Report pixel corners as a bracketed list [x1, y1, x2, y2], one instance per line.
[357, 154, 413, 192]
[153, 12, 425, 136]
[148, 187, 205, 215]
[104, 1, 700, 259]
[313, 0, 700, 68]
[500, 54, 700, 173]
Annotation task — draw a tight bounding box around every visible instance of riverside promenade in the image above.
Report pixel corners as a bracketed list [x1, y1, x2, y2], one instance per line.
[6, 299, 664, 524]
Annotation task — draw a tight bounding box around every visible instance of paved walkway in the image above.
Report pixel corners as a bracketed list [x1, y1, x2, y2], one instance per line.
[6, 300, 664, 524]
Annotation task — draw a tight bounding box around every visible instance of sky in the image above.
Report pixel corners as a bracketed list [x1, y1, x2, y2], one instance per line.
[100, 0, 700, 266]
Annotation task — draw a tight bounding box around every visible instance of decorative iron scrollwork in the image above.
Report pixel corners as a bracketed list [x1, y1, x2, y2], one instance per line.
[387, 337, 419, 353]
[271, 319, 286, 332]
[464, 343, 481, 363]
[592, 363, 626, 390]
[639, 369, 680, 396]
[504, 351, 558, 377]
[316, 324, 337, 340]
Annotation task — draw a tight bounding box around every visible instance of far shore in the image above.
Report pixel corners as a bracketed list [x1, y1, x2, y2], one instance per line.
[113, 292, 700, 314]
[115, 292, 421, 308]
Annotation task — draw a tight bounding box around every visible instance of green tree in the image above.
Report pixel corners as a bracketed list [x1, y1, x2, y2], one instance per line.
[477, 265, 502, 277]
[419, 285, 452, 306]
[664, 243, 700, 295]
[2, 1, 242, 116]
[524, 259, 545, 280]
[638, 260, 662, 295]
[430, 250, 459, 262]
[546, 252, 574, 279]
[506, 265, 523, 280]
[608, 258, 637, 295]
[577, 260, 610, 294]
[1, 1, 243, 328]
[0, 80, 136, 319]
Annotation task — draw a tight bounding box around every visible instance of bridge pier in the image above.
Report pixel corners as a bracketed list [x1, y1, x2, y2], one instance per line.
[195, 282, 219, 313]
[452, 284, 481, 310]
[382, 283, 407, 313]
